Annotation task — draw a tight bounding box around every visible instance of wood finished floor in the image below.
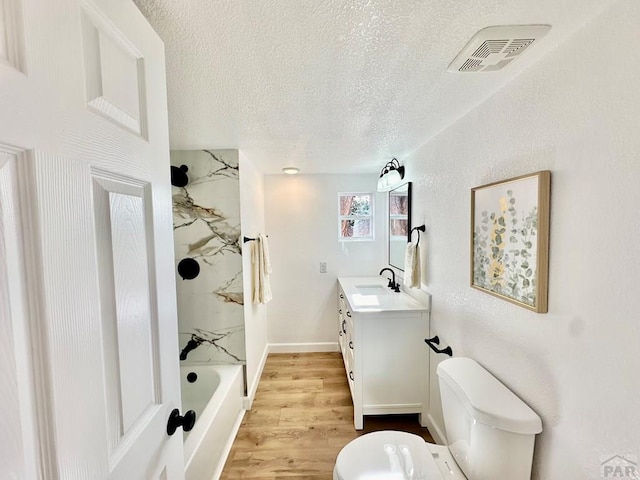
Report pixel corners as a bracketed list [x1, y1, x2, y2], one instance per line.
[221, 352, 434, 479]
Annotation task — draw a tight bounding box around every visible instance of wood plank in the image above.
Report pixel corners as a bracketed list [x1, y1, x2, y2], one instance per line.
[252, 391, 353, 408]
[278, 406, 354, 425]
[263, 353, 343, 369]
[224, 447, 339, 478]
[240, 407, 282, 427]
[261, 368, 346, 381]
[231, 424, 359, 450]
[256, 378, 324, 393]
[221, 352, 434, 479]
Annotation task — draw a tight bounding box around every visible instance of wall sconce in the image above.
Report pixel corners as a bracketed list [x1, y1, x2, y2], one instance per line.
[377, 158, 405, 192]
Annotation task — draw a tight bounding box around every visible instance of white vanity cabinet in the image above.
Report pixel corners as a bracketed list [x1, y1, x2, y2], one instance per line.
[337, 277, 431, 430]
[337, 289, 355, 398]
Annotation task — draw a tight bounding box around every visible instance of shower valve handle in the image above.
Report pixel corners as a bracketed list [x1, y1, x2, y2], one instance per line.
[166, 408, 196, 436]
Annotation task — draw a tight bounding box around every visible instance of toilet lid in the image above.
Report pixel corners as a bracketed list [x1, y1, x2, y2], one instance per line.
[334, 431, 444, 479]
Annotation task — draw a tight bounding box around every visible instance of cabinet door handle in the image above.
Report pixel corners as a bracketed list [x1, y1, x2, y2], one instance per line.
[339, 309, 342, 314]
[340, 294, 344, 299]
[342, 320, 346, 334]
[339, 330, 343, 336]
[349, 371, 354, 381]
[346, 311, 352, 318]
[348, 341, 353, 350]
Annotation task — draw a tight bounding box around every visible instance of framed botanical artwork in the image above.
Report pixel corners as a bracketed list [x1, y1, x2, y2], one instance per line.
[470, 171, 551, 313]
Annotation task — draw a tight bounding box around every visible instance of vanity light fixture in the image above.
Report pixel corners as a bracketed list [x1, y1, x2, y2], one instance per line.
[282, 167, 300, 175]
[377, 158, 405, 192]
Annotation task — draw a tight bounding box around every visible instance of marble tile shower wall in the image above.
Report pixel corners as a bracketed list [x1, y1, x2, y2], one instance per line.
[171, 149, 246, 365]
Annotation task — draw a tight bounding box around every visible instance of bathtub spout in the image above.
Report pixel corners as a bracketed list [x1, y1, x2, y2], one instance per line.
[180, 339, 200, 361]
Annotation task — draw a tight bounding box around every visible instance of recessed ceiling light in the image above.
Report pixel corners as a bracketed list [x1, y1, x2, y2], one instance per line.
[282, 167, 300, 175]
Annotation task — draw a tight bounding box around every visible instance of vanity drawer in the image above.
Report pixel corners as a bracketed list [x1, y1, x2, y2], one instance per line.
[338, 290, 347, 309]
[337, 287, 347, 353]
[347, 347, 355, 384]
[338, 327, 346, 353]
[344, 308, 353, 330]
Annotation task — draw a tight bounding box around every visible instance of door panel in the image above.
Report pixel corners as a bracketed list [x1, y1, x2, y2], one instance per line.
[93, 173, 163, 461]
[80, 1, 148, 137]
[0, 3, 7, 62]
[0, 0, 183, 478]
[105, 191, 157, 432]
[0, 148, 40, 480]
[28, 153, 110, 478]
[0, 0, 24, 72]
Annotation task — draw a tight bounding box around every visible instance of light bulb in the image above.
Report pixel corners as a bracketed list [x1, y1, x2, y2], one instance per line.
[386, 168, 401, 186]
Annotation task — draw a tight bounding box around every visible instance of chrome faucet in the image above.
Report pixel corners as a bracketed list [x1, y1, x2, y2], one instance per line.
[379, 268, 400, 292]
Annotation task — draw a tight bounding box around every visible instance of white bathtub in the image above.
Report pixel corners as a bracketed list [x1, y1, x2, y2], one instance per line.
[181, 364, 244, 480]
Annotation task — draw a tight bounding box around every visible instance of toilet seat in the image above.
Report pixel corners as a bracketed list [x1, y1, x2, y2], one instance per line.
[333, 431, 465, 480]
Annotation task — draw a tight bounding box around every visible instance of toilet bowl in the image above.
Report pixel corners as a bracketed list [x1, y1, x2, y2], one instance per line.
[333, 357, 542, 480]
[333, 430, 466, 479]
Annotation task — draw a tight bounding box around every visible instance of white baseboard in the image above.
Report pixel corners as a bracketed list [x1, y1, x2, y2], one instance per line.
[210, 408, 245, 480]
[268, 342, 339, 353]
[363, 403, 422, 415]
[243, 343, 269, 410]
[424, 412, 446, 445]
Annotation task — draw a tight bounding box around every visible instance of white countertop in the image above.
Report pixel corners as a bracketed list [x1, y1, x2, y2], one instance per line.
[338, 276, 430, 313]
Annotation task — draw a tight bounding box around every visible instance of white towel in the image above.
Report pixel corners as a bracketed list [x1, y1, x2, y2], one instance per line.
[403, 241, 421, 288]
[252, 235, 272, 304]
[259, 234, 272, 274]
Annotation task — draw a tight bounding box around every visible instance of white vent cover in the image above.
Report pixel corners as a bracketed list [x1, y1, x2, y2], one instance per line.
[448, 25, 551, 73]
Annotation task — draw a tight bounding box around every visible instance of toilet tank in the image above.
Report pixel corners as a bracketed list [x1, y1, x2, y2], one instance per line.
[437, 358, 542, 480]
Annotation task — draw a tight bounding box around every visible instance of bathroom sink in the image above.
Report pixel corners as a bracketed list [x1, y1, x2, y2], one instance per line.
[339, 277, 430, 312]
[354, 285, 389, 295]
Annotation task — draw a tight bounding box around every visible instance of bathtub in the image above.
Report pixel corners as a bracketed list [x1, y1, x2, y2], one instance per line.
[181, 364, 244, 480]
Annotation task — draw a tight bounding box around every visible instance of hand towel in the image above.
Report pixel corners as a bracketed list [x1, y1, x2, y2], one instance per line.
[259, 234, 272, 274]
[403, 241, 421, 288]
[252, 235, 272, 304]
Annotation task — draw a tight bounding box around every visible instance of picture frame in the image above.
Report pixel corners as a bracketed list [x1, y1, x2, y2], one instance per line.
[470, 171, 551, 313]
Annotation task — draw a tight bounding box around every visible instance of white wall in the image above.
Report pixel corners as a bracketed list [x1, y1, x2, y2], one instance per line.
[264, 174, 386, 347]
[404, 1, 640, 478]
[239, 153, 268, 402]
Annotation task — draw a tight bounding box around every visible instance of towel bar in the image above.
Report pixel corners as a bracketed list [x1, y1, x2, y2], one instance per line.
[410, 225, 426, 246]
[424, 335, 453, 356]
[243, 235, 268, 243]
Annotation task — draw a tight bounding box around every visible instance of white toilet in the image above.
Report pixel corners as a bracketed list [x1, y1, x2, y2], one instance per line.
[334, 357, 542, 480]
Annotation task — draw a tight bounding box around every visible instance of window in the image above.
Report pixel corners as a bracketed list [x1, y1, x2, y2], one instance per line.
[338, 193, 374, 241]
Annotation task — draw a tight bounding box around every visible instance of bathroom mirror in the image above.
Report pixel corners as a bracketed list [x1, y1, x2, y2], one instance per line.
[388, 182, 412, 270]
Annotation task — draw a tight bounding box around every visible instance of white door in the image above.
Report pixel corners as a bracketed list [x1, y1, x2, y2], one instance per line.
[0, 0, 184, 479]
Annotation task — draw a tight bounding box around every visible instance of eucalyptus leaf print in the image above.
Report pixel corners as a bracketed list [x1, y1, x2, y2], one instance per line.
[472, 174, 547, 309]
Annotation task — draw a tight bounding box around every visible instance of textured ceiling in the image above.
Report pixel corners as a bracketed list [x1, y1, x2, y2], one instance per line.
[134, 0, 615, 174]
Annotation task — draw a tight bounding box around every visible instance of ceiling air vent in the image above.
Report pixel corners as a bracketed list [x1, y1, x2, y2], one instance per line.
[449, 25, 551, 73]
